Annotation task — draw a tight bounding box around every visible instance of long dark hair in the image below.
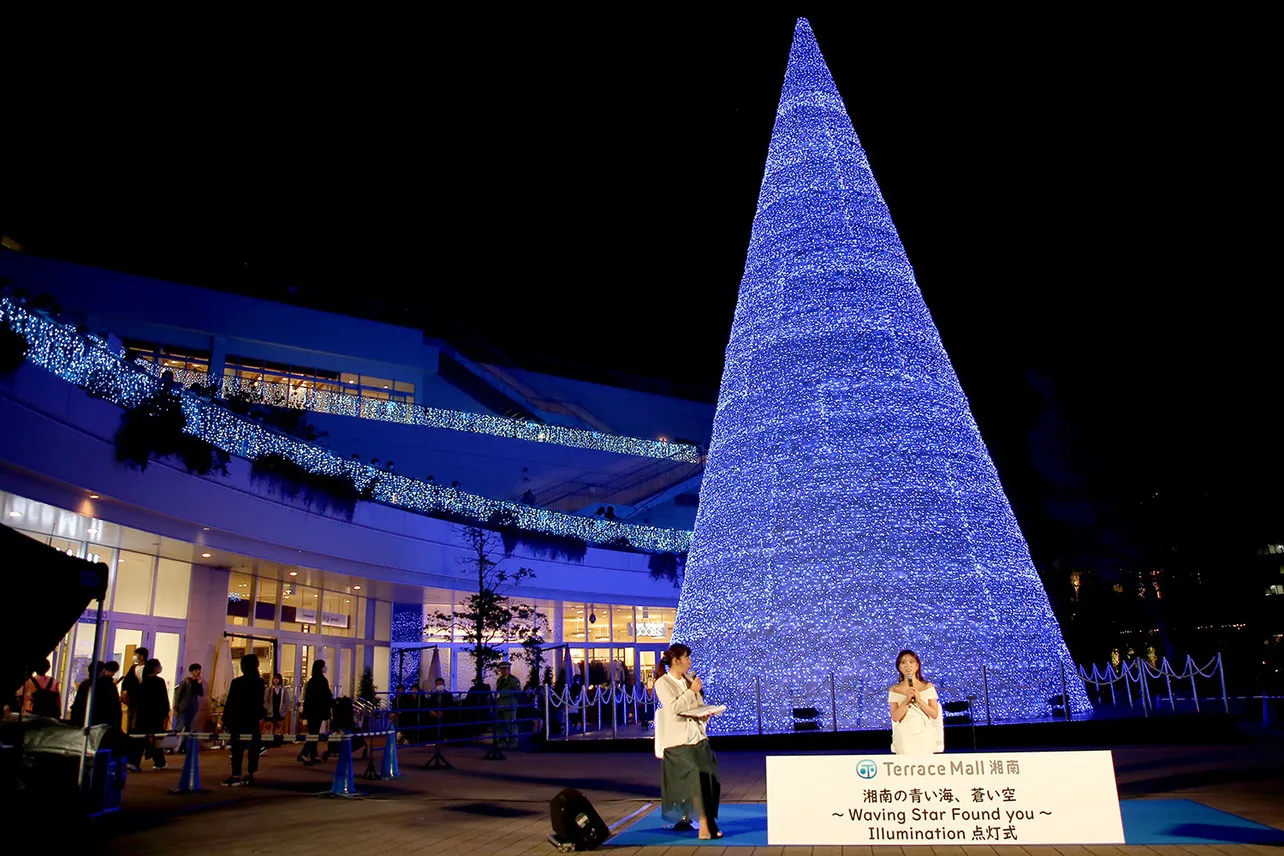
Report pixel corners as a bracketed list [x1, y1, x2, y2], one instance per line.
[656, 643, 691, 680]
[896, 649, 925, 683]
[311, 659, 327, 679]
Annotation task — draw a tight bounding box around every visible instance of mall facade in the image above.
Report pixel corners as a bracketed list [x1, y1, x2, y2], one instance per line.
[0, 250, 706, 712]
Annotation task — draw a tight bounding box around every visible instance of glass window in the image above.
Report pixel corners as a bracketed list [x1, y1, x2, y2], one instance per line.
[612, 605, 635, 642]
[563, 603, 586, 642]
[634, 606, 675, 642]
[112, 551, 154, 615]
[83, 546, 116, 614]
[587, 605, 611, 643]
[280, 584, 319, 633]
[425, 601, 453, 641]
[375, 601, 391, 642]
[340, 372, 360, 389]
[153, 558, 191, 619]
[227, 572, 253, 625]
[364, 376, 393, 392]
[394, 381, 414, 393]
[48, 536, 83, 558]
[152, 631, 182, 701]
[321, 591, 356, 637]
[373, 646, 390, 695]
[255, 578, 279, 627]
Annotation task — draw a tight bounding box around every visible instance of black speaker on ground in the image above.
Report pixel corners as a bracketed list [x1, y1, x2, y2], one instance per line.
[549, 787, 610, 851]
[792, 706, 822, 731]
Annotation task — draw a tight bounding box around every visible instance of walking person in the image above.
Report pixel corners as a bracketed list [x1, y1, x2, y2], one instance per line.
[128, 659, 170, 771]
[119, 647, 148, 734]
[222, 654, 266, 786]
[298, 660, 332, 765]
[22, 659, 62, 718]
[264, 674, 291, 745]
[171, 664, 205, 753]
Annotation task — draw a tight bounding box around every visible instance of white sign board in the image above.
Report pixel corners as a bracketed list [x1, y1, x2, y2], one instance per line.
[297, 607, 350, 628]
[767, 751, 1124, 846]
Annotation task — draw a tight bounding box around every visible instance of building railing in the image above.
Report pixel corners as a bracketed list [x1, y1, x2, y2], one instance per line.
[1, 297, 694, 553]
[130, 359, 704, 464]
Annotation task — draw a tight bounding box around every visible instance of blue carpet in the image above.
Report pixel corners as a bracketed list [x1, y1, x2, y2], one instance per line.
[608, 799, 1284, 847]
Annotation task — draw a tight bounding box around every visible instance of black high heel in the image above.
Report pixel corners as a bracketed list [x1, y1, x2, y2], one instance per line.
[705, 819, 723, 839]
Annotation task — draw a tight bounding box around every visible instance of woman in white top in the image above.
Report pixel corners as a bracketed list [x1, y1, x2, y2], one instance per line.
[887, 649, 942, 755]
[653, 643, 722, 839]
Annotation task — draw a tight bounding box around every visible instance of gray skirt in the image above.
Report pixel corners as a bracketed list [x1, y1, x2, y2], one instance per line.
[661, 739, 720, 824]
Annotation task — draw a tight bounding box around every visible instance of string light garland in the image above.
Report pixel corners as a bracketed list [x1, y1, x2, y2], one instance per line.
[1, 297, 693, 554]
[132, 358, 703, 463]
[671, 19, 1088, 733]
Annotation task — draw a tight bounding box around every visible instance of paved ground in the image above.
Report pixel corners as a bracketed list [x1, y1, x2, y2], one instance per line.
[94, 736, 1284, 856]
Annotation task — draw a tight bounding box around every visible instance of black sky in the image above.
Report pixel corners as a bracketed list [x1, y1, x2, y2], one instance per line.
[2, 11, 1278, 547]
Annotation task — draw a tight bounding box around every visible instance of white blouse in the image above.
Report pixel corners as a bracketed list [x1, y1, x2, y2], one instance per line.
[654, 673, 708, 756]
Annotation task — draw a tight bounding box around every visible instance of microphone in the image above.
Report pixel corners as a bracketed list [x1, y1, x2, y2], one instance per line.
[907, 673, 917, 705]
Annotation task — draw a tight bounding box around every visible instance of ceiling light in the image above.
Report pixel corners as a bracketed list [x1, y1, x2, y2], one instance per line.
[352, 585, 361, 590]
[288, 571, 298, 576]
[89, 494, 100, 499]
[7, 511, 21, 518]
[202, 526, 210, 531]
[345, 599, 350, 603]
[87, 528, 99, 535]
[201, 552, 212, 558]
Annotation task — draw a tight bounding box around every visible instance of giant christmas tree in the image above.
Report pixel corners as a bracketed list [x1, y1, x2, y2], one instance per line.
[672, 19, 1089, 734]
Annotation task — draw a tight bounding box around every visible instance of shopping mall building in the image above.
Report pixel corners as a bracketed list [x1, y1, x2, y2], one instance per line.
[0, 250, 710, 710]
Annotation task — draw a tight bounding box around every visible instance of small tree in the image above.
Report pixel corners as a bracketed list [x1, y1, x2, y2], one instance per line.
[358, 666, 377, 704]
[427, 526, 543, 689]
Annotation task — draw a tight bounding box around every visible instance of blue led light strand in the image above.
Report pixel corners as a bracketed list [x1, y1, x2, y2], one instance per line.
[1, 297, 693, 554]
[671, 19, 1088, 733]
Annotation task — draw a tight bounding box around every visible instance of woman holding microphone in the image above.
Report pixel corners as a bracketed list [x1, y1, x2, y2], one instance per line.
[653, 643, 722, 839]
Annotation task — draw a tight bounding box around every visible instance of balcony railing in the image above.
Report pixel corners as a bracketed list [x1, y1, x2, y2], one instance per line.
[1, 297, 694, 554]
[131, 361, 704, 465]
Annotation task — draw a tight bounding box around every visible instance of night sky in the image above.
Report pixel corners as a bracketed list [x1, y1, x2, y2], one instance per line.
[3, 12, 1277, 559]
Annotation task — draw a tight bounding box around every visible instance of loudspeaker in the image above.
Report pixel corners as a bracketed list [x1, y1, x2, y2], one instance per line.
[549, 787, 610, 851]
[792, 706, 821, 731]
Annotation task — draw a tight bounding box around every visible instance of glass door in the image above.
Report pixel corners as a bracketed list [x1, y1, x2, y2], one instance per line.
[59, 621, 103, 720]
[637, 645, 668, 689]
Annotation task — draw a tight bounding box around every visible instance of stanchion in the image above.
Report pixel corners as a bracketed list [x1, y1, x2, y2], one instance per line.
[423, 712, 453, 770]
[1059, 662, 1070, 722]
[755, 676, 763, 736]
[169, 734, 206, 794]
[482, 726, 507, 761]
[316, 736, 363, 798]
[1187, 656, 1200, 714]
[380, 730, 402, 779]
[982, 665, 992, 727]
[1217, 652, 1229, 714]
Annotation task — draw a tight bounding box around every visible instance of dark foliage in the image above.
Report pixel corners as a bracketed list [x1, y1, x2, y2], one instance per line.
[0, 323, 29, 376]
[250, 452, 364, 520]
[114, 389, 230, 476]
[647, 552, 687, 586]
[486, 510, 588, 562]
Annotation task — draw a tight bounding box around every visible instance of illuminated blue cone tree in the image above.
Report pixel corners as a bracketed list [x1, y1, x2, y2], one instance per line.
[672, 19, 1088, 733]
